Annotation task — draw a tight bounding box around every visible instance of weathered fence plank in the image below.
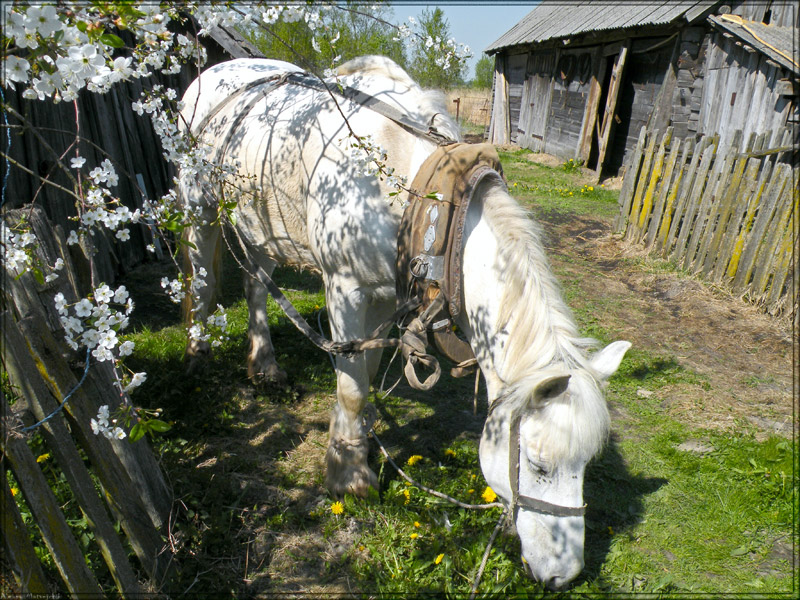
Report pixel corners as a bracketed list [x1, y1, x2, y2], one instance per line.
[618, 127, 794, 316]
[1, 393, 104, 596]
[1, 313, 147, 595]
[1, 468, 50, 594]
[614, 126, 648, 232]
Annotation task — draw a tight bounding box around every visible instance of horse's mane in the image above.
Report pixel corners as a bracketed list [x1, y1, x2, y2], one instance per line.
[482, 181, 610, 462]
[335, 56, 461, 142]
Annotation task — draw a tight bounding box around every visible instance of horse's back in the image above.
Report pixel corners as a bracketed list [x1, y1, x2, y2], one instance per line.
[180, 58, 303, 134]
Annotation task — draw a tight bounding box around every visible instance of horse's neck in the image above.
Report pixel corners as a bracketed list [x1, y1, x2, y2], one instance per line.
[456, 193, 508, 400]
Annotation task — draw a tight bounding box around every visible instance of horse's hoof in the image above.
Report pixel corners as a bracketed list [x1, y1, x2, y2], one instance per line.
[248, 363, 288, 387]
[326, 465, 378, 498]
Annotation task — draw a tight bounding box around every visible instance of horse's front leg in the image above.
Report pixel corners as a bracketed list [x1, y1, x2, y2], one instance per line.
[324, 285, 391, 497]
[244, 257, 287, 386]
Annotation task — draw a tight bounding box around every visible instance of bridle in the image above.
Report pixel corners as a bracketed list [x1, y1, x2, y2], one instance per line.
[489, 396, 587, 520]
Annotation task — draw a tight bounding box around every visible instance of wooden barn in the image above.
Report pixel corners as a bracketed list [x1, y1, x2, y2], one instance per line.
[485, 0, 799, 177]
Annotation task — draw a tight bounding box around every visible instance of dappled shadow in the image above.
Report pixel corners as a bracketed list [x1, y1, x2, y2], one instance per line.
[580, 433, 667, 586]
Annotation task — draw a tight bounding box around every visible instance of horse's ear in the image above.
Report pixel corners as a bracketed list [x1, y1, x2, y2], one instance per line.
[532, 374, 571, 405]
[591, 341, 631, 381]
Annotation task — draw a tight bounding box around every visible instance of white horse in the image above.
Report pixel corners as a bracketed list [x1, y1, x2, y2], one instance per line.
[178, 56, 630, 589]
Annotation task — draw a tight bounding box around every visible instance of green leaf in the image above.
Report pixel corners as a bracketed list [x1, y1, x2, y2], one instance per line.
[100, 33, 125, 48]
[730, 545, 749, 557]
[178, 238, 197, 250]
[129, 423, 145, 443]
[147, 419, 172, 433]
[76, 21, 88, 33]
[32, 267, 45, 285]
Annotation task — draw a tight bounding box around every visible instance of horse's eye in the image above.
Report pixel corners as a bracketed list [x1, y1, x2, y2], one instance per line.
[529, 460, 550, 476]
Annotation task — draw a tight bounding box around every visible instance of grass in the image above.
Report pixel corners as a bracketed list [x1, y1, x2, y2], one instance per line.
[8, 149, 795, 597]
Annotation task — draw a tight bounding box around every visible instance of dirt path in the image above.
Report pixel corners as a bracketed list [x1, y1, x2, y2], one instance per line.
[541, 211, 795, 440]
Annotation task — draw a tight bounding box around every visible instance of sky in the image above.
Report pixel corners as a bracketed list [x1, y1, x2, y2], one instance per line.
[389, 2, 537, 77]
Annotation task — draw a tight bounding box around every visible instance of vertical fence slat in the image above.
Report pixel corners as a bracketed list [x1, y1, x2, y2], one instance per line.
[727, 159, 775, 284]
[1, 393, 104, 596]
[2, 469, 50, 594]
[656, 138, 694, 252]
[733, 163, 788, 290]
[714, 156, 762, 282]
[635, 127, 674, 243]
[15, 315, 174, 585]
[625, 129, 660, 239]
[645, 135, 682, 248]
[691, 129, 743, 273]
[673, 141, 718, 266]
[700, 132, 755, 277]
[751, 165, 793, 297]
[765, 204, 796, 311]
[615, 126, 648, 232]
[1, 313, 147, 595]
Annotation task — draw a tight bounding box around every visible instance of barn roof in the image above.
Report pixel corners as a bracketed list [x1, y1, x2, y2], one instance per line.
[708, 14, 799, 74]
[485, 0, 720, 53]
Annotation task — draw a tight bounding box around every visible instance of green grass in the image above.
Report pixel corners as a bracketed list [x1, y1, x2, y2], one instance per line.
[10, 154, 794, 597]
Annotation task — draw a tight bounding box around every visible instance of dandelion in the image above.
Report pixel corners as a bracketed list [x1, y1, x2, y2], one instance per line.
[588, 186, 594, 191]
[444, 449, 456, 458]
[434, 553, 444, 565]
[467, 488, 475, 494]
[10, 487, 19, 497]
[36, 453, 50, 463]
[402, 488, 411, 505]
[331, 501, 344, 515]
[410, 532, 418, 539]
[481, 486, 497, 503]
[407, 454, 423, 466]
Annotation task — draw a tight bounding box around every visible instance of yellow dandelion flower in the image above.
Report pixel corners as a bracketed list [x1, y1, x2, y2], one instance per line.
[331, 501, 344, 515]
[434, 553, 444, 565]
[10, 487, 19, 497]
[407, 455, 423, 466]
[404, 481, 411, 486]
[470, 474, 476, 479]
[467, 488, 475, 494]
[403, 488, 411, 505]
[36, 453, 50, 463]
[588, 186, 594, 191]
[481, 486, 498, 503]
[359, 544, 365, 551]
[414, 521, 421, 528]
[444, 449, 456, 457]
[410, 532, 419, 539]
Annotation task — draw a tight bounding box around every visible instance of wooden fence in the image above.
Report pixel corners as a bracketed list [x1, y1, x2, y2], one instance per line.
[2, 207, 174, 595]
[615, 125, 797, 318]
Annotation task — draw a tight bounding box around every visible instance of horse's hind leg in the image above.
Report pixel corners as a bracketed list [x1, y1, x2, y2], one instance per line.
[244, 257, 287, 385]
[181, 182, 222, 374]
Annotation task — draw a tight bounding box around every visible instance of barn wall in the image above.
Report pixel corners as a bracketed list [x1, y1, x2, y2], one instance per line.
[544, 49, 595, 158]
[606, 37, 674, 173]
[688, 32, 795, 154]
[506, 52, 528, 143]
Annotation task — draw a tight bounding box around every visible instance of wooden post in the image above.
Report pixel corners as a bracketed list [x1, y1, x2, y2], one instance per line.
[577, 47, 606, 163]
[635, 126, 674, 244]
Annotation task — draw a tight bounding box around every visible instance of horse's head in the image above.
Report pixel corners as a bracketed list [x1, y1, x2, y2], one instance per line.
[479, 340, 630, 589]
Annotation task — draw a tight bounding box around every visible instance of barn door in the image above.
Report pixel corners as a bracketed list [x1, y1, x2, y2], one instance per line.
[595, 41, 629, 178]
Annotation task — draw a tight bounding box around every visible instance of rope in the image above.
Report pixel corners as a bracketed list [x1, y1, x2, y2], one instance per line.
[21, 347, 92, 432]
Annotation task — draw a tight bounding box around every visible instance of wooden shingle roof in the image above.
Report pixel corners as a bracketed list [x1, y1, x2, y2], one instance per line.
[486, 0, 720, 53]
[708, 14, 799, 74]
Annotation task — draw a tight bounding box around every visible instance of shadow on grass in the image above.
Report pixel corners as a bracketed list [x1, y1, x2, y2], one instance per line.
[581, 434, 668, 587]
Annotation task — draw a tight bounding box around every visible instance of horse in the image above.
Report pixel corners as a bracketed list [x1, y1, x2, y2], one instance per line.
[177, 55, 631, 589]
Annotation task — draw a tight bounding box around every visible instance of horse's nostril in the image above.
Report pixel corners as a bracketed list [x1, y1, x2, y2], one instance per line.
[546, 575, 567, 591]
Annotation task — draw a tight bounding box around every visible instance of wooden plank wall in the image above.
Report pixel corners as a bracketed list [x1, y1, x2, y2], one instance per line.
[2, 206, 174, 594]
[696, 32, 794, 155]
[517, 50, 556, 152]
[544, 49, 595, 158]
[615, 126, 796, 318]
